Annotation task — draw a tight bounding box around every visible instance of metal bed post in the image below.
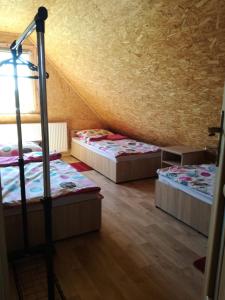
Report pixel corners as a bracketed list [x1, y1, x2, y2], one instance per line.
[10, 7, 55, 299]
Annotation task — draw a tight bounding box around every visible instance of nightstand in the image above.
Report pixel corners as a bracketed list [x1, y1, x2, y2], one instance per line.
[161, 146, 206, 168]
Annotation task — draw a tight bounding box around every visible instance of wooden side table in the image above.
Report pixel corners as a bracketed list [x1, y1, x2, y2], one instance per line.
[161, 145, 206, 168]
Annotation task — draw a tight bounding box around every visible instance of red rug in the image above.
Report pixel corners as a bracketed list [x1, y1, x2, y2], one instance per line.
[193, 257, 206, 273]
[70, 162, 93, 172]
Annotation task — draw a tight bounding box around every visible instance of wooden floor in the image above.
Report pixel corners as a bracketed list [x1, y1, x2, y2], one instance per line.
[11, 155, 207, 300]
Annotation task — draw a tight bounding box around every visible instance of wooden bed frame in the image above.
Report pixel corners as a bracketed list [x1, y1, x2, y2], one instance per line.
[155, 180, 211, 236]
[4, 192, 102, 253]
[71, 137, 161, 183]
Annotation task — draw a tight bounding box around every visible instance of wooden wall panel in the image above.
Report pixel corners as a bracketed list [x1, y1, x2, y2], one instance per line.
[0, 1, 224, 147]
[46, 60, 102, 132]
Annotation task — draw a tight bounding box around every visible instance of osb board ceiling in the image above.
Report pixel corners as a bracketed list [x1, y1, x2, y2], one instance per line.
[0, 0, 225, 147]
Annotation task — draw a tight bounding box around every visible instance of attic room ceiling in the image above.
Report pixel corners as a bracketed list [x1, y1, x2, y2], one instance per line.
[0, 0, 225, 147]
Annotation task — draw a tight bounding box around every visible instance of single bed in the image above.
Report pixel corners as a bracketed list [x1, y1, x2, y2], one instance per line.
[1, 159, 102, 253]
[155, 164, 216, 236]
[71, 129, 161, 183]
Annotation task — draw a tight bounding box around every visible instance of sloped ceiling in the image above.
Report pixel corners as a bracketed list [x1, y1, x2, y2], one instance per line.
[0, 0, 225, 147]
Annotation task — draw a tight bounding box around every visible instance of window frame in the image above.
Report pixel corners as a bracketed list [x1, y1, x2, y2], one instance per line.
[0, 42, 39, 115]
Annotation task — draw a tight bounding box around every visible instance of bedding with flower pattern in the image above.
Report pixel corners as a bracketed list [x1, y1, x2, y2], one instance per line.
[157, 164, 216, 197]
[0, 151, 61, 167]
[87, 138, 160, 157]
[76, 129, 113, 142]
[1, 159, 100, 207]
[0, 141, 42, 157]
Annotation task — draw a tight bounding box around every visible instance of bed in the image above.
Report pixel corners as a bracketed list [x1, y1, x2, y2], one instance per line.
[71, 129, 161, 183]
[1, 157, 102, 253]
[155, 164, 216, 236]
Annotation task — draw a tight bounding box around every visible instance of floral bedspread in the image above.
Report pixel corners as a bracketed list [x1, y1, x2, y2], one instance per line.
[157, 164, 216, 197]
[1, 159, 100, 207]
[87, 139, 160, 157]
[0, 151, 61, 167]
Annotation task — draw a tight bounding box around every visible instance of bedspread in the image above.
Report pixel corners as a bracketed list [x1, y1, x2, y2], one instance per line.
[88, 139, 160, 157]
[0, 151, 61, 167]
[157, 164, 216, 197]
[1, 159, 100, 207]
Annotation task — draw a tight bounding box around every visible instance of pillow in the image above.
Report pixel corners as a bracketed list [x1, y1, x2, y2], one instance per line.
[0, 141, 42, 157]
[106, 134, 127, 141]
[76, 129, 113, 142]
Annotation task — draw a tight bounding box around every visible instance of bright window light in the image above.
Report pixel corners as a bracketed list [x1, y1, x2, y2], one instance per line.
[0, 50, 36, 114]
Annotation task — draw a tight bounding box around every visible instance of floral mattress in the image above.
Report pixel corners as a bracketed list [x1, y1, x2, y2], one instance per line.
[157, 164, 216, 197]
[1, 159, 100, 207]
[87, 139, 160, 157]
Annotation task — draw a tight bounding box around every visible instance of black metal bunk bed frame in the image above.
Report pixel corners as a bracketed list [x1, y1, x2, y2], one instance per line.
[0, 7, 56, 299]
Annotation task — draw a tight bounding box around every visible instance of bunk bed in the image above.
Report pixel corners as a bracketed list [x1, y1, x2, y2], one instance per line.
[71, 129, 161, 183]
[155, 164, 216, 236]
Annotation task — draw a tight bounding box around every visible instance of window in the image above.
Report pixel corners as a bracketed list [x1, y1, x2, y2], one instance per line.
[0, 49, 37, 114]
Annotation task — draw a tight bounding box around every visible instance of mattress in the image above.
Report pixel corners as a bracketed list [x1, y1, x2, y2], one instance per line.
[157, 164, 216, 205]
[1, 159, 100, 207]
[72, 137, 161, 162]
[158, 175, 213, 204]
